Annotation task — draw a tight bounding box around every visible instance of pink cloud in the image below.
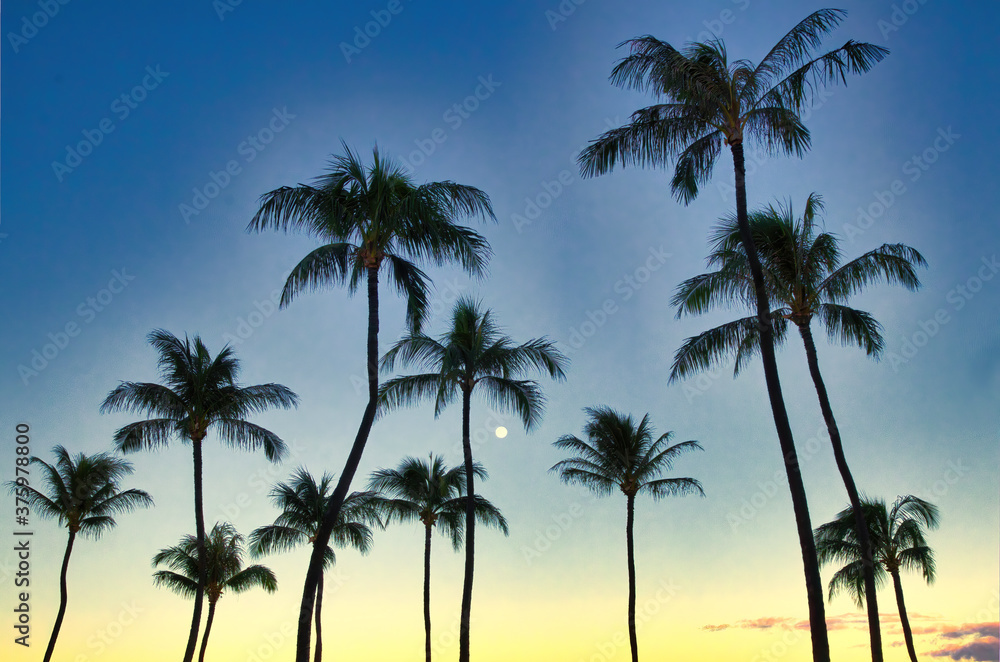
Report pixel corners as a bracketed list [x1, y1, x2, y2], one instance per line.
[929, 636, 999, 661]
[702, 624, 730, 632]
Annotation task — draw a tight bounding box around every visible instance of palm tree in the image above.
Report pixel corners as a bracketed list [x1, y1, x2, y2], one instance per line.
[577, 12, 888, 661]
[247, 142, 495, 661]
[100, 329, 297, 662]
[671, 193, 927, 653]
[551, 407, 703, 662]
[367, 454, 508, 662]
[153, 522, 278, 662]
[248, 469, 381, 662]
[6, 446, 152, 662]
[378, 295, 567, 662]
[815, 495, 939, 662]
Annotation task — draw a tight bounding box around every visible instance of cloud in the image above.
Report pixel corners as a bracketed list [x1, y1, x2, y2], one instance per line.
[939, 624, 1000, 640]
[929, 636, 999, 661]
[702, 624, 730, 632]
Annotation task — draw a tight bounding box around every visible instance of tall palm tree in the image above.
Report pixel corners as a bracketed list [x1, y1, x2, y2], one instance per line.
[100, 329, 297, 662]
[153, 522, 278, 662]
[815, 495, 939, 662]
[551, 407, 703, 662]
[378, 295, 567, 662]
[247, 143, 495, 661]
[6, 446, 152, 662]
[367, 454, 508, 662]
[671, 193, 927, 654]
[248, 469, 381, 662]
[577, 11, 888, 661]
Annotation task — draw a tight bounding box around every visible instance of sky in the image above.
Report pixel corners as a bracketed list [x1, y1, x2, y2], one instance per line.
[1, 1, 998, 661]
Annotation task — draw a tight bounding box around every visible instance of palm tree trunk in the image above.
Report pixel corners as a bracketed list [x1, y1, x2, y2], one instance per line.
[459, 386, 475, 662]
[314, 572, 323, 662]
[891, 570, 919, 662]
[42, 529, 76, 662]
[626, 494, 638, 662]
[197, 600, 216, 662]
[424, 522, 433, 662]
[730, 141, 829, 662]
[184, 438, 207, 662]
[296, 264, 381, 662]
[797, 323, 883, 662]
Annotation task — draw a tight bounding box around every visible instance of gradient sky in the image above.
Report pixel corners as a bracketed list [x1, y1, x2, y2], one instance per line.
[1, 1, 998, 661]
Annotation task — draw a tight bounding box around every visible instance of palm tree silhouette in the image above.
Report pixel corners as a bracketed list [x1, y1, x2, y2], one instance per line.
[671, 193, 927, 651]
[7, 446, 152, 662]
[368, 454, 508, 662]
[249, 469, 381, 662]
[247, 143, 495, 661]
[378, 295, 567, 662]
[815, 495, 939, 662]
[100, 329, 297, 662]
[153, 522, 278, 662]
[551, 407, 703, 662]
[577, 12, 887, 661]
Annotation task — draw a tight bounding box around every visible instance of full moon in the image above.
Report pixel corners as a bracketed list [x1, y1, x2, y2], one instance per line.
[495, 426, 508, 438]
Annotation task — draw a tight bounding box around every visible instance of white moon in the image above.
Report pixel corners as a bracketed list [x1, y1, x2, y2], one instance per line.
[495, 426, 508, 438]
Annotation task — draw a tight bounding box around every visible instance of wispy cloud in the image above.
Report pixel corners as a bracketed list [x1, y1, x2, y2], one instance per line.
[928, 636, 999, 662]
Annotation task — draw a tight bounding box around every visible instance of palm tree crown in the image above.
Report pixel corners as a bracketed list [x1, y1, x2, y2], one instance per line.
[368, 454, 508, 549]
[551, 406, 704, 501]
[815, 495, 938, 606]
[100, 329, 298, 459]
[378, 295, 568, 428]
[249, 468, 381, 568]
[671, 193, 927, 379]
[15, 446, 153, 537]
[247, 141, 496, 333]
[578, 9, 887, 203]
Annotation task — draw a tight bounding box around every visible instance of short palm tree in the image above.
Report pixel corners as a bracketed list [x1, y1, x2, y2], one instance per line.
[153, 522, 278, 662]
[577, 12, 887, 661]
[100, 329, 297, 662]
[815, 495, 939, 662]
[378, 295, 567, 662]
[249, 469, 381, 662]
[368, 454, 508, 662]
[7, 446, 152, 662]
[551, 407, 703, 662]
[247, 143, 495, 661]
[671, 193, 927, 652]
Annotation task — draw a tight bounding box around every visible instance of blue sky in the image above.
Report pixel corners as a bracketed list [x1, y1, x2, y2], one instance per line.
[2, 1, 998, 660]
